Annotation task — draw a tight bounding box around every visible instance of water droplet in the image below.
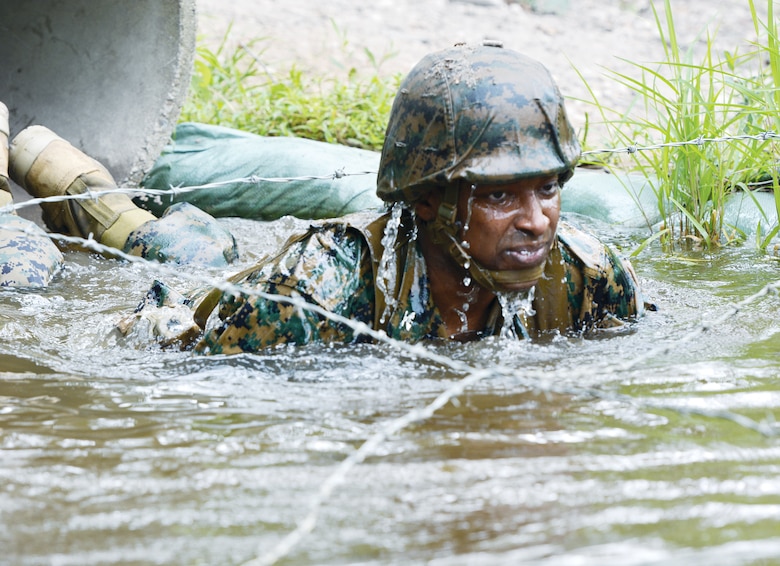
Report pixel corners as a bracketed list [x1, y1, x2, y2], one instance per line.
[455, 308, 468, 332]
[463, 188, 476, 236]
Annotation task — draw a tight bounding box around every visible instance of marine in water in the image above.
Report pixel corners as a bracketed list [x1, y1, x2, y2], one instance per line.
[124, 42, 645, 353]
[0, 43, 646, 352]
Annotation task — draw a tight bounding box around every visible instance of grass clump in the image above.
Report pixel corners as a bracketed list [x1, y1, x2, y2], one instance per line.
[180, 28, 401, 151]
[581, 0, 780, 252]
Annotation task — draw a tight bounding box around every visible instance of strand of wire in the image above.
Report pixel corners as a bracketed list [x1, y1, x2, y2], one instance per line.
[4, 224, 779, 564]
[4, 128, 780, 217]
[0, 169, 379, 216]
[581, 130, 780, 156]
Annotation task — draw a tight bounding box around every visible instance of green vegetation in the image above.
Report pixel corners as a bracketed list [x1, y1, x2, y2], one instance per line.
[180, 26, 400, 151]
[182, 4, 780, 254]
[580, 0, 780, 252]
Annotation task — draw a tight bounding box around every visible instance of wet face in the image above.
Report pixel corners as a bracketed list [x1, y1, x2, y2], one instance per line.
[457, 175, 561, 290]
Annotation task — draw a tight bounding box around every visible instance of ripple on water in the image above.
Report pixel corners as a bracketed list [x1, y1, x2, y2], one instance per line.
[2, 218, 780, 564]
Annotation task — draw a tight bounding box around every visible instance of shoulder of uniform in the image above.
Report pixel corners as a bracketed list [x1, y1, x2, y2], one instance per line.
[555, 220, 610, 273]
[300, 210, 381, 249]
[313, 210, 386, 231]
[322, 209, 398, 261]
[276, 210, 380, 252]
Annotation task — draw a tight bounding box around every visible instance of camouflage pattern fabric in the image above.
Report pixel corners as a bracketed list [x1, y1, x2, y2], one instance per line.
[123, 211, 644, 354]
[194, 221, 377, 354]
[0, 199, 236, 289]
[0, 214, 63, 287]
[377, 44, 581, 204]
[123, 202, 238, 267]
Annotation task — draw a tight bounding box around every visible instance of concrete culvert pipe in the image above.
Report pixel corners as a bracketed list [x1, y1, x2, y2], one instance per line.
[0, 0, 196, 212]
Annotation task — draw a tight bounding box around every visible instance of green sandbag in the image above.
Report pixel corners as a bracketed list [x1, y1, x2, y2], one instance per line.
[562, 168, 662, 228]
[138, 123, 383, 220]
[722, 190, 778, 239]
[143, 123, 707, 232]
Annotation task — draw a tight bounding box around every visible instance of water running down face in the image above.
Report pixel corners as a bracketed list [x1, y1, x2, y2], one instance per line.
[457, 175, 561, 292]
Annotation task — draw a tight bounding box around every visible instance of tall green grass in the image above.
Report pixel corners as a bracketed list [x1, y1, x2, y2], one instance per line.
[581, 0, 780, 252]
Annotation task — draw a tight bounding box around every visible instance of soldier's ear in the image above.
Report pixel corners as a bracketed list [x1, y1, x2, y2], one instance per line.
[414, 190, 441, 222]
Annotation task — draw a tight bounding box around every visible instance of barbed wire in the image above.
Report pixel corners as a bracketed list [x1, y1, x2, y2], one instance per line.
[581, 130, 780, 156]
[3, 129, 780, 218]
[2, 129, 780, 564]
[0, 169, 380, 216]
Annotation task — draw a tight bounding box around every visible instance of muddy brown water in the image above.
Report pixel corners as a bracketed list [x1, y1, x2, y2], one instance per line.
[1, 213, 780, 565]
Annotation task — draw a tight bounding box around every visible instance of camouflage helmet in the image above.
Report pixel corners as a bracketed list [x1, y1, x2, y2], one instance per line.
[376, 42, 581, 203]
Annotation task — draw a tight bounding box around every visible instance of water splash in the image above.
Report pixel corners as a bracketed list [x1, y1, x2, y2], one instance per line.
[377, 203, 404, 323]
[409, 211, 418, 242]
[455, 186, 477, 334]
[497, 287, 536, 339]
[455, 307, 468, 331]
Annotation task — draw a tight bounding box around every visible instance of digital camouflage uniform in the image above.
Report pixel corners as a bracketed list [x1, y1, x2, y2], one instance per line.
[122, 202, 238, 266]
[0, 201, 237, 288]
[119, 43, 646, 353]
[0, 213, 63, 287]
[122, 209, 644, 354]
[0, 102, 60, 287]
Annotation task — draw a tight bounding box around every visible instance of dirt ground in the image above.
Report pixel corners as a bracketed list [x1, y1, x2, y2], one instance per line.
[195, 0, 769, 143]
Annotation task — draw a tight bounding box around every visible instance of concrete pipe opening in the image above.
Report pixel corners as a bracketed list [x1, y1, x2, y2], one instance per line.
[0, 0, 196, 217]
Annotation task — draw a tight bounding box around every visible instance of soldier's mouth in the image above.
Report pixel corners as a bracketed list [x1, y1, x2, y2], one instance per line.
[502, 242, 550, 268]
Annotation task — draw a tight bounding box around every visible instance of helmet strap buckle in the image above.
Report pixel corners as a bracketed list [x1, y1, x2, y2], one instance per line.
[431, 184, 460, 246]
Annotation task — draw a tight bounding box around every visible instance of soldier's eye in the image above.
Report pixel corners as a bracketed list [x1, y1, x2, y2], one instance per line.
[539, 182, 560, 197]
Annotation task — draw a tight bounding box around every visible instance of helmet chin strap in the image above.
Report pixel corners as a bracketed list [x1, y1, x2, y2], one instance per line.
[429, 185, 545, 293]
